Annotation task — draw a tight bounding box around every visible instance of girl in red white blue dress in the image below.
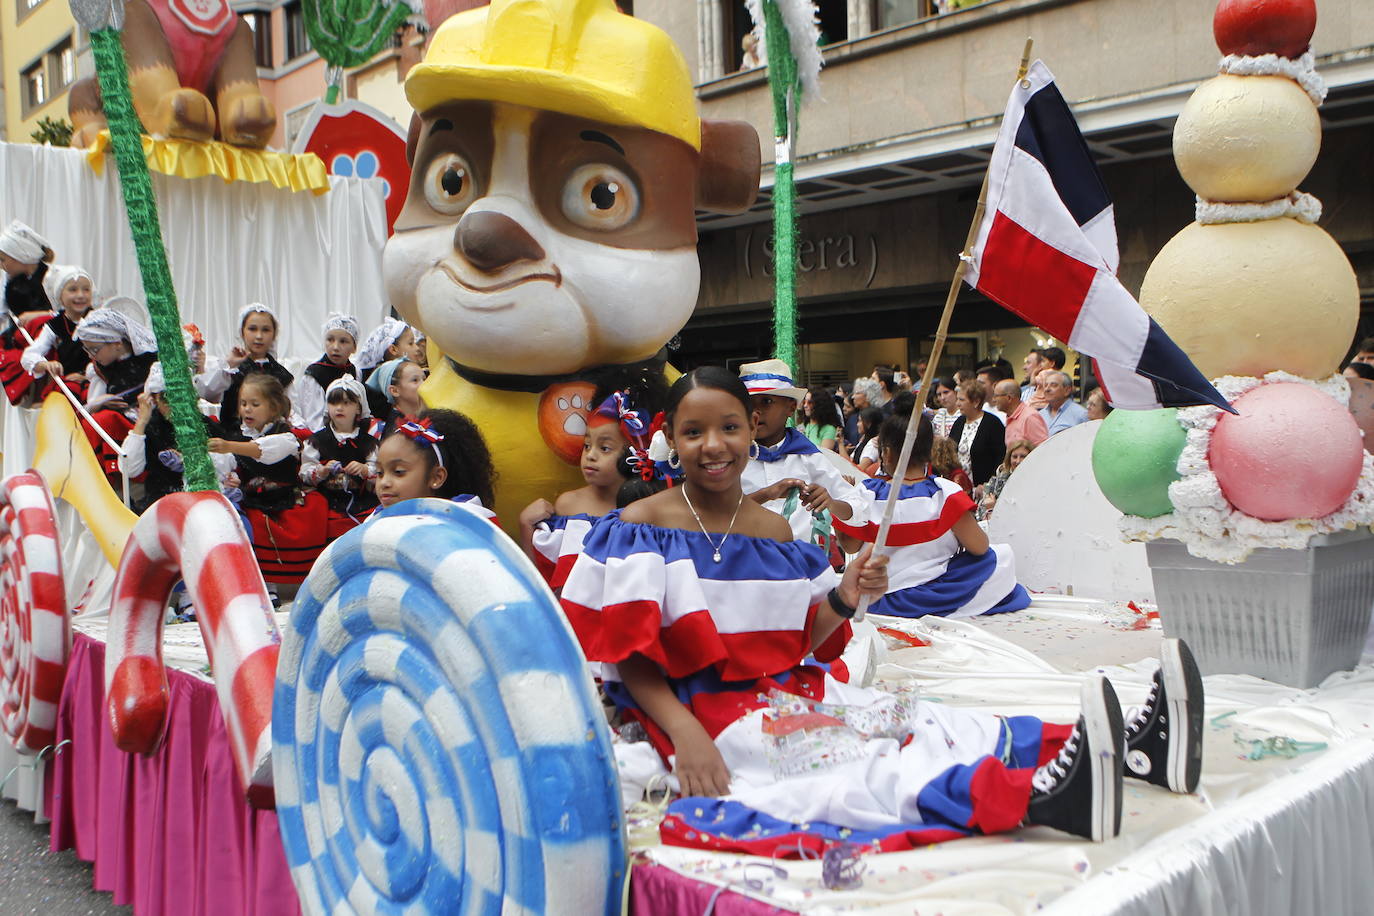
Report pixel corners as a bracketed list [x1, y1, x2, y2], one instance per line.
[835, 413, 1031, 619]
[561, 366, 1205, 854]
[521, 378, 666, 591]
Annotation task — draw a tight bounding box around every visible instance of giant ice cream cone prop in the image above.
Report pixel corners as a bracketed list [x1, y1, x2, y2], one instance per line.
[1091, 0, 1374, 685]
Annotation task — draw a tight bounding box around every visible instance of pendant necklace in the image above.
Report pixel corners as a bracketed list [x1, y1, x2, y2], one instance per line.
[680, 483, 744, 562]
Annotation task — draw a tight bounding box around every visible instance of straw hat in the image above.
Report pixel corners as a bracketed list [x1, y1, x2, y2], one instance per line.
[738, 359, 805, 401]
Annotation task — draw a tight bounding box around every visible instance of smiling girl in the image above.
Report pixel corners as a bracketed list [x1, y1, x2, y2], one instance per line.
[373, 409, 497, 523]
[555, 366, 1202, 850]
[21, 264, 97, 400]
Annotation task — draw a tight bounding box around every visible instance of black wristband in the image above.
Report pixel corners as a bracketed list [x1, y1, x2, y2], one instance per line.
[827, 586, 858, 619]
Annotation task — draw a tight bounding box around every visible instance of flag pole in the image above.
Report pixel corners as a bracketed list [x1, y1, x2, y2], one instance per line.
[853, 38, 1033, 623]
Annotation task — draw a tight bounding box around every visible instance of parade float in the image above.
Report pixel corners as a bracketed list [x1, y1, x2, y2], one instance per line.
[0, 1, 1371, 915]
[1090, 0, 1374, 687]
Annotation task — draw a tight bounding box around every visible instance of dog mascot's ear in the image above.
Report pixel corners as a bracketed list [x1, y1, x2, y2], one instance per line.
[696, 120, 762, 215]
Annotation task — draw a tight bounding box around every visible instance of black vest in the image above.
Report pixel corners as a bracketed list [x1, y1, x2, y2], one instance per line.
[303, 357, 356, 392]
[96, 351, 157, 400]
[136, 411, 223, 512]
[227, 420, 300, 513]
[308, 427, 379, 513]
[221, 356, 294, 430]
[45, 313, 89, 376]
[4, 262, 49, 318]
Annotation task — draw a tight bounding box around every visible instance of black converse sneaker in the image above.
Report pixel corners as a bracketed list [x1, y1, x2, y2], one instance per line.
[1124, 637, 1204, 794]
[1026, 675, 1124, 842]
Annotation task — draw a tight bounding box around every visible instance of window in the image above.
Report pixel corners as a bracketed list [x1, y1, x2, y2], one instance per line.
[17, 0, 43, 19]
[55, 37, 75, 89]
[875, 0, 989, 27]
[285, 1, 312, 61]
[244, 10, 274, 68]
[23, 60, 47, 112]
[725, 0, 847, 74]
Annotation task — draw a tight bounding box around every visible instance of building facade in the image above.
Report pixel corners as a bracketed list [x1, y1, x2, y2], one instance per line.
[632, 0, 1374, 386]
[1, 0, 83, 143]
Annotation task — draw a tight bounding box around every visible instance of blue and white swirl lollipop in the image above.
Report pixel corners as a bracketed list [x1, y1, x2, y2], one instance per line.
[273, 499, 626, 915]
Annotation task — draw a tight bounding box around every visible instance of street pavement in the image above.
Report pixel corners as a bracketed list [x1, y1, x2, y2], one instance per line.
[0, 799, 126, 914]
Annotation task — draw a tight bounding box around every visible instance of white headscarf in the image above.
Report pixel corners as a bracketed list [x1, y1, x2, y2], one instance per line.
[43, 265, 93, 310]
[0, 221, 50, 264]
[145, 361, 166, 395]
[75, 307, 158, 355]
[325, 375, 371, 419]
[323, 312, 360, 343]
[358, 317, 408, 370]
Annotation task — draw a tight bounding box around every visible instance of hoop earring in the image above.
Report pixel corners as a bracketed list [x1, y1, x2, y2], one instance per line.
[667, 449, 681, 470]
[749, 442, 760, 460]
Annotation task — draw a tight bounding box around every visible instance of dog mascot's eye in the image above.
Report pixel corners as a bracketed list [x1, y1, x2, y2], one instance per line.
[424, 153, 478, 216]
[561, 163, 640, 230]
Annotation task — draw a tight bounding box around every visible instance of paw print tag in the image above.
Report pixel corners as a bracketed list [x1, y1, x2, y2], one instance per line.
[538, 382, 597, 465]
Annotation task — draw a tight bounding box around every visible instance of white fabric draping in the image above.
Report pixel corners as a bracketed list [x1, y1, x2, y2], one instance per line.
[0, 142, 389, 363]
[640, 602, 1374, 914]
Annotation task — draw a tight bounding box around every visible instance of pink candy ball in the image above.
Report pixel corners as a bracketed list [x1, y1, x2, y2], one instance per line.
[1211, 382, 1365, 521]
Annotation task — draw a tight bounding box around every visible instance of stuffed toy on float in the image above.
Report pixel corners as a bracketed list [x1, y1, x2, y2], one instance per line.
[384, 0, 761, 527]
[67, 0, 276, 148]
[1091, 0, 1374, 687]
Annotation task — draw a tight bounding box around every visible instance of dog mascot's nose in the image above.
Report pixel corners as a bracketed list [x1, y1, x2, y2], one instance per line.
[454, 211, 546, 273]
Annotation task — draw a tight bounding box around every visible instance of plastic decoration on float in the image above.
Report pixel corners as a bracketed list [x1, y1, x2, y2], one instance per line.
[302, 0, 424, 104]
[744, 0, 824, 369]
[0, 472, 70, 756]
[66, 0, 219, 497]
[382, 0, 760, 529]
[104, 492, 281, 805]
[272, 498, 626, 915]
[1096, 0, 1374, 564]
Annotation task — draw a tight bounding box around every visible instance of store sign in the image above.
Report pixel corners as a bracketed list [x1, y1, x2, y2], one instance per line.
[743, 229, 879, 289]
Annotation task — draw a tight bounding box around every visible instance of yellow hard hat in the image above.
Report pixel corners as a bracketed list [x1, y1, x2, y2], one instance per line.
[406, 0, 701, 150]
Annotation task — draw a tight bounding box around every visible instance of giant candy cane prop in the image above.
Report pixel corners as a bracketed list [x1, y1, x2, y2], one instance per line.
[0, 472, 70, 753]
[105, 492, 280, 806]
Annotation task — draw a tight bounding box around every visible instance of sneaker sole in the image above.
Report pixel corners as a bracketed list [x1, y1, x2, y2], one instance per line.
[1161, 638, 1204, 794]
[1081, 676, 1125, 842]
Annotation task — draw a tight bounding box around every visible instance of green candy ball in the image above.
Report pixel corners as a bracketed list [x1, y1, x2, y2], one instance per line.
[1091, 408, 1186, 518]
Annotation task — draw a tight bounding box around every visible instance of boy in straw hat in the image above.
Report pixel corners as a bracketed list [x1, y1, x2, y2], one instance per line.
[738, 359, 867, 546]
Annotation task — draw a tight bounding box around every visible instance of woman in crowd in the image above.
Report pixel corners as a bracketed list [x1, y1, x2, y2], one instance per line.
[978, 439, 1035, 522]
[799, 385, 842, 452]
[949, 378, 1005, 487]
[929, 376, 959, 438]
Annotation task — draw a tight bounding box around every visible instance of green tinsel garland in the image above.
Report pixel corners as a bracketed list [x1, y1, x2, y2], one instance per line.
[762, 0, 800, 370]
[89, 29, 218, 493]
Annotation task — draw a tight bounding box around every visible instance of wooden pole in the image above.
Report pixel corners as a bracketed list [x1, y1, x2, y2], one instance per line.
[854, 38, 1033, 622]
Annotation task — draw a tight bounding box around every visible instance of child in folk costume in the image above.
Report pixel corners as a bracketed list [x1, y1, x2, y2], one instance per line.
[120, 362, 236, 513]
[0, 220, 55, 324]
[737, 359, 867, 547]
[208, 372, 327, 588]
[19, 264, 95, 402]
[301, 377, 379, 532]
[0, 221, 56, 400]
[373, 409, 497, 524]
[199, 303, 298, 430]
[294, 313, 360, 432]
[520, 382, 663, 591]
[357, 317, 416, 418]
[365, 357, 424, 439]
[74, 306, 159, 475]
[835, 413, 1030, 619]
[561, 367, 1205, 854]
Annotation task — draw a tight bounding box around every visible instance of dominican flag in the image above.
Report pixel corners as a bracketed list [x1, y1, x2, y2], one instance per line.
[963, 61, 1232, 412]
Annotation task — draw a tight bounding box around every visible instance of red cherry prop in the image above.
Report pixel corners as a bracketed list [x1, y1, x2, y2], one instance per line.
[1213, 0, 1317, 59]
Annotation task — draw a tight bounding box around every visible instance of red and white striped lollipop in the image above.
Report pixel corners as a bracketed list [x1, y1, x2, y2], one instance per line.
[0, 471, 70, 754]
[105, 491, 281, 806]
